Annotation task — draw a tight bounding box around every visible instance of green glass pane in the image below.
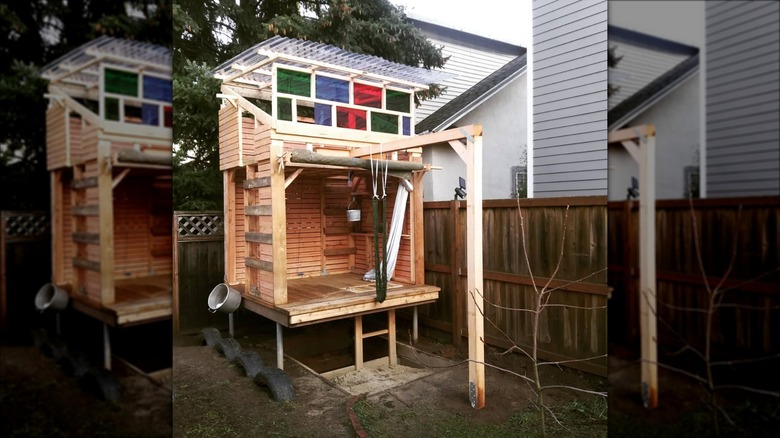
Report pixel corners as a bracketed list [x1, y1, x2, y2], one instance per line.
[105, 97, 119, 121]
[386, 90, 410, 113]
[104, 68, 138, 97]
[371, 112, 398, 134]
[277, 69, 311, 97]
[277, 97, 292, 121]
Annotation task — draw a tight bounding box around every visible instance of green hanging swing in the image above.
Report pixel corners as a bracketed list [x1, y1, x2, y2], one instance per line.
[370, 147, 389, 303]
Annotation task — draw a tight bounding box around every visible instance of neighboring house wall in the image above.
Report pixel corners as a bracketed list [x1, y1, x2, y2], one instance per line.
[411, 19, 523, 125]
[705, 1, 780, 197]
[608, 74, 700, 200]
[532, 0, 608, 198]
[422, 75, 527, 200]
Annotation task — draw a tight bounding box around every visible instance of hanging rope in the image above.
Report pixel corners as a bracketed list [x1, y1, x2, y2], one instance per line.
[367, 143, 389, 303]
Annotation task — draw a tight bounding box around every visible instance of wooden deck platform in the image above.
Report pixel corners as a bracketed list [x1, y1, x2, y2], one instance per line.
[70, 275, 172, 326]
[237, 273, 439, 327]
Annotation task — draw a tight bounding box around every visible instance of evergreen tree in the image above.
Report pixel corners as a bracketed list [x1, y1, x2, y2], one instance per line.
[172, 0, 447, 210]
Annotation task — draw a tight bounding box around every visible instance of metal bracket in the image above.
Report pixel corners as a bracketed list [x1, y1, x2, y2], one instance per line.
[469, 381, 477, 408]
[459, 127, 475, 145]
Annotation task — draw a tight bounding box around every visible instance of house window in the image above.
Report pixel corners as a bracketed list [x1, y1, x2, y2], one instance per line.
[684, 165, 700, 199]
[511, 166, 527, 199]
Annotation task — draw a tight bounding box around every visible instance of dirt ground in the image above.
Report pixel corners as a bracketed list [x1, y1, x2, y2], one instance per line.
[0, 343, 171, 437]
[172, 319, 607, 438]
[607, 344, 780, 437]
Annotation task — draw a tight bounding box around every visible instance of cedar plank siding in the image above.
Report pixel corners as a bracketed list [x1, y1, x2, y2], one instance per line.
[532, 0, 608, 197]
[705, 1, 780, 197]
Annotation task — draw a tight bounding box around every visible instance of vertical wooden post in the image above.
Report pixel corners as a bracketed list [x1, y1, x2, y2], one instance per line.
[450, 199, 462, 348]
[411, 170, 425, 285]
[172, 213, 180, 333]
[354, 315, 363, 370]
[639, 132, 657, 408]
[276, 322, 284, 370]
[466, 134, 485, 409]
[270, 140, 287, 305]
[97, 141, 114, 304]
[103, 323, 111, 370]
[388, 309, 397, 367]
[51, 170, 64, 283]
[224, 169, 236, 284]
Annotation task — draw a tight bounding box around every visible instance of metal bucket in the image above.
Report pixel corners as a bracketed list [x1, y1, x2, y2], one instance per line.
[346, 198, 361, 222]
[208, 283, 242, 314]
[35, 283, 69, 312]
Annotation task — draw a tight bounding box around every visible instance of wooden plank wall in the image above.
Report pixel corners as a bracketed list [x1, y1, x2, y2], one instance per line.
[609, 197, 780, 354]
[219, 105, 239, 170]
[421, 197, 609, 376]
[46, 106, 67, 170]
[112, 175, 172, 278]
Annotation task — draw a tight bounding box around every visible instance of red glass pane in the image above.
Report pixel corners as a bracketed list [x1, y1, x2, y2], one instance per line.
[353, 83, 382, 108]
[164, 106, 173, 128]
[336, 107, 366, 130]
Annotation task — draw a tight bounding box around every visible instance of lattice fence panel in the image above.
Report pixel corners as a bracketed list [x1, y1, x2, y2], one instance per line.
[2, 212, 49, 242]
[176, 211, 224, 241]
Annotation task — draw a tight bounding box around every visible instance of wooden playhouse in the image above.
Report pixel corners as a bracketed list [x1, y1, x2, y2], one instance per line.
[39, 37, 173, 340]
[211, 36, 482, 370]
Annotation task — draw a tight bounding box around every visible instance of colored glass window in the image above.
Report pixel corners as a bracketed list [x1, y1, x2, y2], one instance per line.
[105, 97, 119, 121]
[402, 116, 411, 136]
[371, 112, 398, 134]
[164, 106, 173, 128]
[315, 76, 349, 103]
[277, 68, 311, 97]
[386, 90, 411, 113]
[336, 107, 366, 130]
[314, 103, 332, 126]
[353, 83, 382, 108]
[277, 97, 293, 121]
[143, 76, 172, 102]
[142, 103, 159, 126]
[105, 68, 138, 97]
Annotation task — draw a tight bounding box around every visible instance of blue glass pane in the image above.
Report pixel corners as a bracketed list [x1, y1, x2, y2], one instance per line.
[143, 76, 172, 102]
[402, 116, 411, 135]
[314, 103, 332, 126]
[316, 76, 349, 103]
[142, 103, 159, 126]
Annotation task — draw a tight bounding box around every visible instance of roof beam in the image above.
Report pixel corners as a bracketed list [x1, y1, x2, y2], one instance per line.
[350, 125, 483, 158]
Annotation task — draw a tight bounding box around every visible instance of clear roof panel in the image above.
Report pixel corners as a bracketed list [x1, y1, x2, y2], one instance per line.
[212, 36, 453, 90]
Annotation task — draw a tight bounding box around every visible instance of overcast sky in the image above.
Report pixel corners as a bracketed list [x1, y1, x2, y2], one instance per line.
[392, 0, 531, 47]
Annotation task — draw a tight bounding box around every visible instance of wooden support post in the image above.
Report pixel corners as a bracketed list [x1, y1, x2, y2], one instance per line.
[270, 140, 287, 304]
[388, 309, 397, 367]
[103, 323, 111, 370]
[224, 169, 237, 283]
[51, 170, 64, 283]
[97, 141, 115, 304]
[639, 133, 657, 408]
[354, 315, 363, 370]
[276, 322, 284, 370]
[466, 134, 485, 409]
[411, 171, 425, 285]
[412, 306, 419, 343]
[451, 200, 462, 348]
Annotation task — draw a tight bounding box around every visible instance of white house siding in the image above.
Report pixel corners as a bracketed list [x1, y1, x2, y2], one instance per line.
[608, 74, 700, 200]
[411, 22, 522, 125]
[705, 1, 780, 197]
[532, 0, 609, 198]
[422, 75, 528, 200]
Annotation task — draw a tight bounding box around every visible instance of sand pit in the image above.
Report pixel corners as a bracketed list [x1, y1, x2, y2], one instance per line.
[329, 358, 436, 395]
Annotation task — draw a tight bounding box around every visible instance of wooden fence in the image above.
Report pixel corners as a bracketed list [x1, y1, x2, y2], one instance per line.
[172, 199, 610, 375]
[419, 197, 609, 376]
[1, 211, 50, 339]
[173, 211, 228, 334]
[608, 197, 780, 354]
